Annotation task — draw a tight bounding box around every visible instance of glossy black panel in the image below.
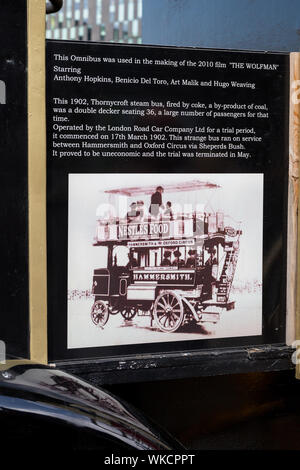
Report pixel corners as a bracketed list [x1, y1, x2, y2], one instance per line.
[0, 364, 183, 450]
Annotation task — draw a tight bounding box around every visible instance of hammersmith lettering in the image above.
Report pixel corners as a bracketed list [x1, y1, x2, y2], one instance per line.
[133, 272, 193, 281]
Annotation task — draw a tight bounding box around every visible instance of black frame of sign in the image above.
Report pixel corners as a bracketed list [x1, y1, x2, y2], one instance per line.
[46, 40, 291, 383]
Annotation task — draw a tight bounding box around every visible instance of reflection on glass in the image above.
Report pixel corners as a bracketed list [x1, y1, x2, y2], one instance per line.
[128, 0, 134, 21]
[46, 0, 143, 44]
[123, 21, 128, 40]
[132, 18, 139, 37]
[96, 0, 102, 25]
[137, 0, 142, 19]
[70, 26, 76, 39]
[119, 0, 125, 22]
[79, 25, 85, 40]
[100, 24, 106, 40]
[113, 21, 119, 40]
[109, 0, 116, 23]
[66, 0, 72, 20]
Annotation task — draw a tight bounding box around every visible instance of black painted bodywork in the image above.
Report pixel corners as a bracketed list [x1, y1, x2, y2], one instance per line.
[0, 363, 184, 450]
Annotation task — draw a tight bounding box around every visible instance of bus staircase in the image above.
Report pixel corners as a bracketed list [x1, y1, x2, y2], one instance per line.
[202, 243, 240, 311]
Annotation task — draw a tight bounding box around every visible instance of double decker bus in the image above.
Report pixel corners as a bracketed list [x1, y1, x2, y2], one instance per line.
[91, 180, 241, 333]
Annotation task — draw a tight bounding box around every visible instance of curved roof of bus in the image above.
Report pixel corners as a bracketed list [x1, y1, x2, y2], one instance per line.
[104, 180, 221, 196]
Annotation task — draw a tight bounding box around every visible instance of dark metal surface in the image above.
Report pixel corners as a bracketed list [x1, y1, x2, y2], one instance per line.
[56, 344, 295, 386]
[0, 364, 183, 450]
[46, 0, 63, 14]
[107, 369, 300, 450]
[0, 1, 29, 359]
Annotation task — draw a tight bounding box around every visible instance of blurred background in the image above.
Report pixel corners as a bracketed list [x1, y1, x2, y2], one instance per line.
[46, 0, 142, 43]
[46, 0, 300, 51]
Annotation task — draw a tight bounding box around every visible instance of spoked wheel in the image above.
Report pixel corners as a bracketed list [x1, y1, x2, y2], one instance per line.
[120, 305, 137, 321]
[91, 300, 109, 328]
[153, 291, 184, 332]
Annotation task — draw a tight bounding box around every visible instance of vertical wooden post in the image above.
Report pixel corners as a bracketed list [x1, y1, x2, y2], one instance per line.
[27, 0, 47, 363]
[288, 53, 300, 378]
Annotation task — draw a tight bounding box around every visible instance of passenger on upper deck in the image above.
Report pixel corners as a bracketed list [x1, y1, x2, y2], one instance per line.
[172, 250, 185, 268]
[127, 202, 140, 222]
[149, 186, 164, 219]
[163, 201, 173, 220]
[136, 200, 146, 221]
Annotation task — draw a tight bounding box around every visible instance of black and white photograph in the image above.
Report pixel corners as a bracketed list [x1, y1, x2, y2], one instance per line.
[68, 172, 263, 349]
